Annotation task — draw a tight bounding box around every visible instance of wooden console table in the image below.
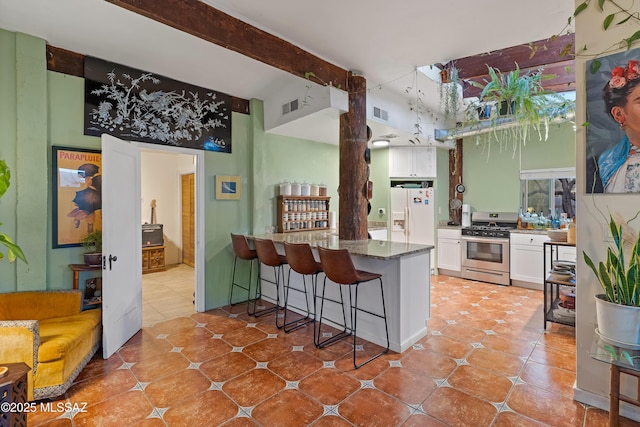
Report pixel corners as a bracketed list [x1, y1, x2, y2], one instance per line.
[69, 264, 101, 290]
[0, 362, 30, 427]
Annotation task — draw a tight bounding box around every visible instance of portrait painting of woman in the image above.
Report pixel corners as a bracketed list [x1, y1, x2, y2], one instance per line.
[586, 50, 640, 193]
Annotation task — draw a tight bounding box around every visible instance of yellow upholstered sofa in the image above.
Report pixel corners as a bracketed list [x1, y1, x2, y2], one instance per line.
[0, 290, 101, 401]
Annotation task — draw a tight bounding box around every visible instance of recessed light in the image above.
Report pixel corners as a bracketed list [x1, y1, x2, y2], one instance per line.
[372, 139, 390, 147]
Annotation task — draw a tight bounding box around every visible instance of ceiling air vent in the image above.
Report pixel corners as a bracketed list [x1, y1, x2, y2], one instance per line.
[373, 106, 389, 121]
[282, 99, 300, 115]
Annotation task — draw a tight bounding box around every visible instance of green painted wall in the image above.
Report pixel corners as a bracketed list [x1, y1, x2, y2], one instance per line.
[462, 122, 575, 213]
[0, 29, 19, 288]
[251, 99, 340, 234]
[368, 147, 389, 223]
[435, 147, 451, 223]
[0, 30, 49, 291]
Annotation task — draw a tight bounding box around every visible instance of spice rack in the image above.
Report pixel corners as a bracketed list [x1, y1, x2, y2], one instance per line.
[277, 195, 331, 233]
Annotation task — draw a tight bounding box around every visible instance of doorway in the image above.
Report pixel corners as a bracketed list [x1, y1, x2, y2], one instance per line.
[139, 146, 203, 326]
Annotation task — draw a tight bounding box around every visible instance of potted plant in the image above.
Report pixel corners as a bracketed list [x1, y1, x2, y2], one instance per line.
[0, 159, 27, 263]
[462, 64, 572, 147]
[81, 230, 102, 266]
[584, 214, 640, 347]
[439, 65, 462, 125]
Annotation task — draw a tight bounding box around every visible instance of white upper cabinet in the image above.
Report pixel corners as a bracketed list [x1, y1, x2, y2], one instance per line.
[389, 146, 436, 178]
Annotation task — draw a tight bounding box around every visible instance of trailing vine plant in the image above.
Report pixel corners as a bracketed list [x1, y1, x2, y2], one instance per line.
[556, 0, 640, 73]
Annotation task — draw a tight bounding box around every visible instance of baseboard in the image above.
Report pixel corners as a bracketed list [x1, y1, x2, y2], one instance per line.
[510, 279, 542, 291]
[436, 268, 461, 277]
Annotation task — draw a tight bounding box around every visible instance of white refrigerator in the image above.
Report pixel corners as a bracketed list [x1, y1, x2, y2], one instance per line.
[390, 187, 435, 268]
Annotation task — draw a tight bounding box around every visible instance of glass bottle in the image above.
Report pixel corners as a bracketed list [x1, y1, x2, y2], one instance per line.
[517, 207, 523, 230]
[552, 208, 560, 229]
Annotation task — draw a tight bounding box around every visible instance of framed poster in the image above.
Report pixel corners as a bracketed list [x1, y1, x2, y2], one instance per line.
[52, 146, 102, 248]
[215, 175, 241, 200]
[586, 48, 640, 193]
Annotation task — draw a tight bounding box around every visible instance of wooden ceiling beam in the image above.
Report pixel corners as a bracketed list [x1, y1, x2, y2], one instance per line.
[46, 44, 250, 114]
[462, 59, 576, 98]
[443, 33, 575, 98]
[105, 0, 350, 91]
[448, 33, 575, 79]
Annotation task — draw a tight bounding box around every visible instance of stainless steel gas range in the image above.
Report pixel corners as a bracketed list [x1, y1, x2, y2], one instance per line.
[461, 211, 518, 286]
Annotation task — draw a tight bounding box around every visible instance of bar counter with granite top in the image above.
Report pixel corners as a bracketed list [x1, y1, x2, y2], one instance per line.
[249, 230, 433, 353]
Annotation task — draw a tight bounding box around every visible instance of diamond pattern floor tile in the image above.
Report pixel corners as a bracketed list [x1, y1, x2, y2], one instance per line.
[29, 273, 640, 426]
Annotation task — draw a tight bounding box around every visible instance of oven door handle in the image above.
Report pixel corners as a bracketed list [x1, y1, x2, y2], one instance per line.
[461, 236, 510, 244]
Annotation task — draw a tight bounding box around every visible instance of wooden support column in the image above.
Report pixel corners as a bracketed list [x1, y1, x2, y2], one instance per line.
[339, 73, 368, 241]
[449, 138, 463, 224]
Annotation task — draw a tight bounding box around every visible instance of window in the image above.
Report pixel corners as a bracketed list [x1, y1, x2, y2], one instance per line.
[520, 168, 576, 218]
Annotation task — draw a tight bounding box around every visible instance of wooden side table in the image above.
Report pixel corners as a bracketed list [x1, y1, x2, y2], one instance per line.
[591, 335, 640, 425]
[68, 264, 101, 290]
[0, 362, 30, 427]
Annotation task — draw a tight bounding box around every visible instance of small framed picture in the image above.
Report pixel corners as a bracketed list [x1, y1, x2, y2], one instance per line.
[215, 175, 241, 200]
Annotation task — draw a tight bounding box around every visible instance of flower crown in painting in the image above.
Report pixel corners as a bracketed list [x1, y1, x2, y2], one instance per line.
[610, 60, 640, 89]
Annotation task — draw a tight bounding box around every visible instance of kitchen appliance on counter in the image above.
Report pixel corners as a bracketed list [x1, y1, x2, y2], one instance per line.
[461, 204, 471, 227]
[461, 211, 518, 286]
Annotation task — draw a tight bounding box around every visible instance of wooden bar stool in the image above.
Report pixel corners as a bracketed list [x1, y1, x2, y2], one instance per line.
[229, 233, 259, 314]
[317, 246, 390, 369]
[282, 242, 322, 333]
[253, 238, 288, 324]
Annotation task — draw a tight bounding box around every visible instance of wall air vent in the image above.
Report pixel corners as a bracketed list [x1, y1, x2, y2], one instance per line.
[282, 99, 300, 115]
[373, 106, 389, 121]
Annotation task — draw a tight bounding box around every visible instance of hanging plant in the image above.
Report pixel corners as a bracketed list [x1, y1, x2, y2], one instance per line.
[439, 66, 462, 126]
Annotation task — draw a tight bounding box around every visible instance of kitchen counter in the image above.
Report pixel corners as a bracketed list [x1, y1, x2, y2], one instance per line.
[254, 230, 431, 260]
[510, 229, 548, 235]
[437, 223, 463, 230]
[249, 230, 432, 353]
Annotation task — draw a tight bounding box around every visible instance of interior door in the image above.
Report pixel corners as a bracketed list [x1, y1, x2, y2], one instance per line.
[181, 173, 195, 267]
[101, 134, 142, 359]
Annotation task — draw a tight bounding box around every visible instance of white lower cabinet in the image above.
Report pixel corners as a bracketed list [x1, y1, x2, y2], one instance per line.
[510, 233, 548, 288]
[437, 228, 461, 276]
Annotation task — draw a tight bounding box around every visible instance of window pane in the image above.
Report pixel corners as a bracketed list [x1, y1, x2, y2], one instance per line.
[554, 178, 576, 218]
[526, 179, 550, 214]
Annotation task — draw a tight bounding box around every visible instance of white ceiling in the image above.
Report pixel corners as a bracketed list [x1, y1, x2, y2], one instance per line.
[0, 0, 574, 145]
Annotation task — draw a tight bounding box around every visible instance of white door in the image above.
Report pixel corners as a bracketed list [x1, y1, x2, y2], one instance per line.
[101, 134, 142, 358]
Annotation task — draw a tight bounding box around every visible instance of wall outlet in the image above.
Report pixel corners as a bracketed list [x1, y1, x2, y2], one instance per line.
[378, 208, 385, 215]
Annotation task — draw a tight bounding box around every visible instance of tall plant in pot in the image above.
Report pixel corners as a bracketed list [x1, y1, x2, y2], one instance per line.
[81, 230, 102, 267]
[584, 214, 640, 347]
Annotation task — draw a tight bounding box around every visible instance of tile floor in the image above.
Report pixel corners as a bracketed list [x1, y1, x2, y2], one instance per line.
[142, 264, 196, 327]
[28, 275, 640, 426]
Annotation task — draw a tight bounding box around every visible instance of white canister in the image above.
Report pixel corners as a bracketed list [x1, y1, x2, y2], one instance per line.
[310, 184, 320, 196]
[301, 182, 311, 196]
[291, 182, 301, 196]
[279, 182, 291, 196]
[329, 211, 337, 229]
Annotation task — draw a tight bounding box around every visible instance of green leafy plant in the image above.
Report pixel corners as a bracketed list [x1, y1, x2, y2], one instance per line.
[584, 214, 640, 306]
[81, 230, 102, 254]
[456, 64, 574, 150]
[0, 160, 27, 263]
[554, 0, 640, 73]
[439, 66, 462, 125]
